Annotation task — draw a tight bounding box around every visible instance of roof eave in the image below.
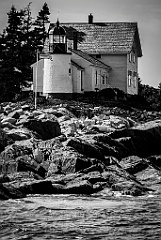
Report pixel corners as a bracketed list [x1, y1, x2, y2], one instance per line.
[70, 48, 111, 70]
[71, 60, 85, 70]
[90, 64, 111, 71]
[134, 27, 143, 57]
[88, 51, 128, 55]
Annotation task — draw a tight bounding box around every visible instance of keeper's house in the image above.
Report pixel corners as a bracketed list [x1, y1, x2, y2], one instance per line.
[32, 14, 142, 98]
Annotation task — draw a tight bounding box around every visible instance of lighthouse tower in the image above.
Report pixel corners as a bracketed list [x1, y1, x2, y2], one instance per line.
[43, 19, 73, 98]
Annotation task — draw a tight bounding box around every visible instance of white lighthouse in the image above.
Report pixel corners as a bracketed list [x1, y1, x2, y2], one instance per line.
[32, 19, 73, 99]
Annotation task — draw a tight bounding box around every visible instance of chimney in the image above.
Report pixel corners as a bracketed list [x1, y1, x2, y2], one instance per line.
[88, 13, 93, 24]
[73, 31, 78, 50]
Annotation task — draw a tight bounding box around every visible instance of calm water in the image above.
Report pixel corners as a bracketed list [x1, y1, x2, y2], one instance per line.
[0, 190, 161, 240]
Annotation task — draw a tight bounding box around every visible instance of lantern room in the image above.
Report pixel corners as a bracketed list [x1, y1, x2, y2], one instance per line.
[49, 19, 67, 53]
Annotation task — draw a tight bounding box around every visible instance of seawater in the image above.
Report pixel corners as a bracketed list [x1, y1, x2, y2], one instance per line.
[0, 192, 161, 240]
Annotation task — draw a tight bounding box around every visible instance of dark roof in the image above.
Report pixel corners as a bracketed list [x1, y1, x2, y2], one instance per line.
[49, 22, 142, 57]
[70, 48, 111, 70]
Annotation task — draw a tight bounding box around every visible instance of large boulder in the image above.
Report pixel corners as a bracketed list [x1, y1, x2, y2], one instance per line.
[0, 160, 17, 175]
[0, 183, 26, 200]
[65, 180, 94, 194]
[3, 105, 13, 114]
[21, 104, 30, 111]
[0, 144, 32, 161]
[102, 165, 150, 196]
[17, 158, 47, 179]
[16, 114, 30, 126]
[1, 122, 16, 130]
[8, 110, 20, 119]
[67, 138, 104, 160]
[94, 134, 130, 158]
[61, 149, 96, 174]
[18, 180, 54, 194]
[0, 178, 56, 197]
[0, 128, 14, 153]
[136, 167, 161, 187]
[91, 124, 116, 133]
[109, 120, 161, 157]
[0, 174, 10, 183]
[47, 146, 97, 176]
[0, 144, 32, 174]
[23, 119, 61, 140]
[120, 156, 149, 174]
[71, 171, 107, 185]
[1, 117, 17, 125]
[147, 155, 161, 168]
[5, 129, 32, 141]
[111, 180, 146, 196]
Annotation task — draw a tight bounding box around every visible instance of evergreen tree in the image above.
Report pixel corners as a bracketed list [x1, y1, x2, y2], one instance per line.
[21, 2, 33, 41]
[0, 5, 24, 101]
[33, 2, 50, 46]
[18, 2, 35, 83]
[0, 3, 51, 102]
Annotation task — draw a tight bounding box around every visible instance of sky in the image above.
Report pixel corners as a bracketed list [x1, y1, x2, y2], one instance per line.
[0, 0, 161, 88]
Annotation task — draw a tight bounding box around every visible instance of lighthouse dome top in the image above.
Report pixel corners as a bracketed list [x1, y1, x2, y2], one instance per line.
[49, 19, 66, 36]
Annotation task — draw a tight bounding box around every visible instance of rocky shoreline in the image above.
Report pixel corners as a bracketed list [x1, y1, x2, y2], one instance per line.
[0, 100, 161, 200]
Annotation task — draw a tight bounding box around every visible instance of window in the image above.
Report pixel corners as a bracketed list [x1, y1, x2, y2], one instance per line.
[106, 75, 108, 84]
[53, 35, 64, 43]
[128, 70, 132, 87]
[102, 75, 105, 84]
[61, 36, 65, 43]
[53, 35, 60, 43]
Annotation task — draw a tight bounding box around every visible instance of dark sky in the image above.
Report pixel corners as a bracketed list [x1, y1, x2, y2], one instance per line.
[0, 0, 161, 87]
